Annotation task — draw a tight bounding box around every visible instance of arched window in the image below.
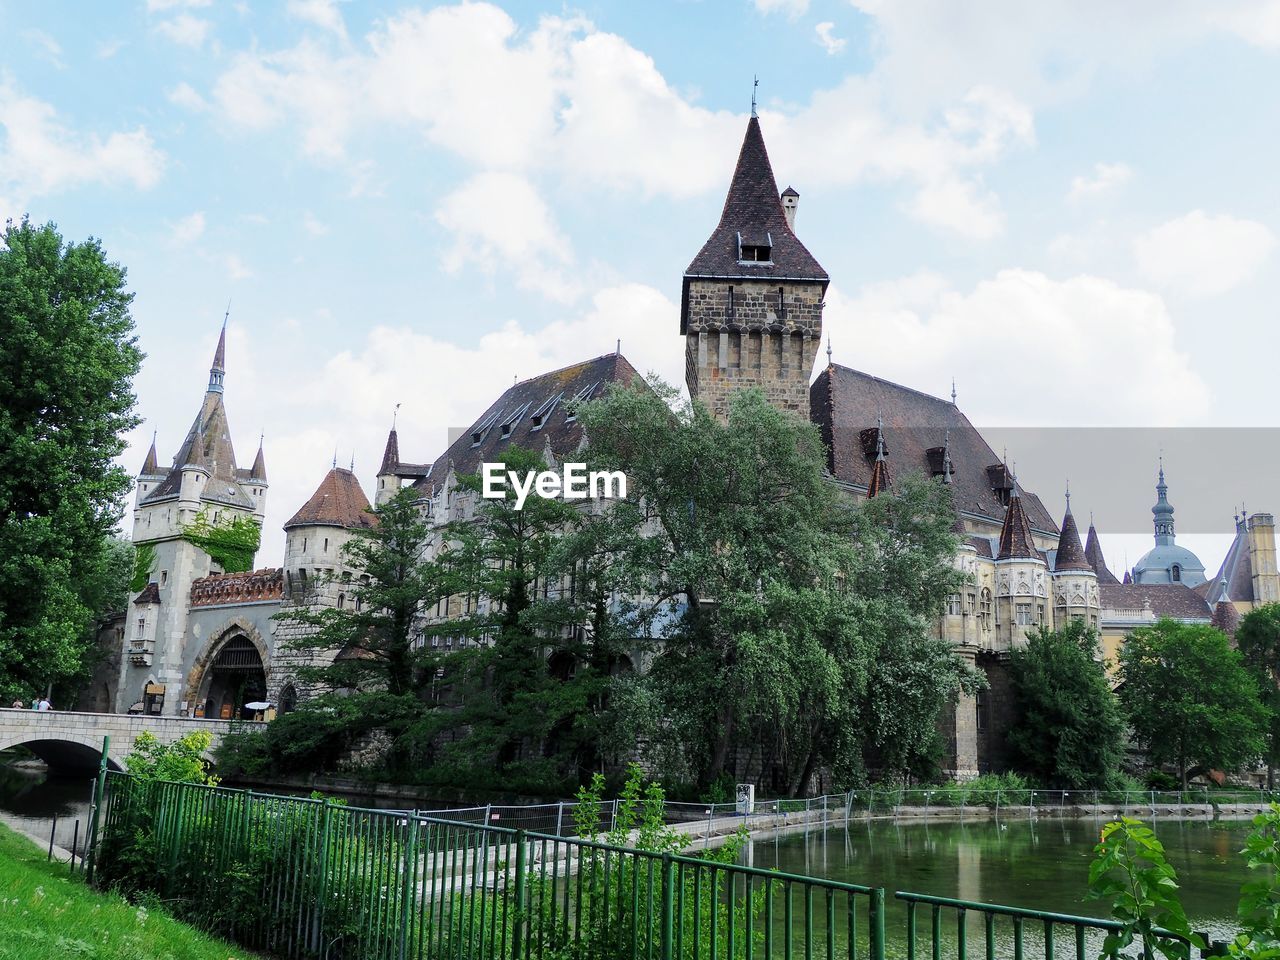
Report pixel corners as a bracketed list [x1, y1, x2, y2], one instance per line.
[280, 684, 297, 714]
[337, 593, 345, 610]
[1172, 564, 1181, 582]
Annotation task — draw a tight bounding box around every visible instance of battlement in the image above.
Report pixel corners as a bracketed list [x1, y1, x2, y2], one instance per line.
[190, 568, 283, 607]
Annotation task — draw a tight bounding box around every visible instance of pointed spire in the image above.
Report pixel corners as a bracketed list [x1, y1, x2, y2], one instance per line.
[207, 314, 227, 394]
[250, 434, 267, 481]
[1083, 520, 1119, 584]
[826, 336, 833, 366]
[997, 470, 1038, 560]
[1054, 486, 1092, 572]
[140, 431, 159, 476]
[951, 378, 957, 405]
[1122, 569, 1133, 584]
[867, 414, 890, 498]
[380, 410, 401, 476]
[1212, 592, 1241, 638]
[1152, 460, 1176, 545]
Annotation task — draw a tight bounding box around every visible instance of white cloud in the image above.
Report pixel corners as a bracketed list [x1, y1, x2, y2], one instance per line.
[23, 30, 65, 69]
[302, 211, 330, 236]
[288, 0, 348, 39]
[225, 254, 253, 280]
[97, 39, 126, 59]
[168, 82, 208, 111]
[1134, 210, 1276, 296]
[207, 5, 1032, 240]
[754, 0, 810, 17]
[171, 211, 206, 244]
[0, 80, 165, 219]
[1067, 161, 1132, 202]
[154, 14, 212, 49]
[815, 22, 847, 55]
[434, 172, 581, 303]
[824, 269, 1210, 427]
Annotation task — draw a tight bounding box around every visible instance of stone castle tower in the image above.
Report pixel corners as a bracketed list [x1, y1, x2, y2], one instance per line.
[123, 323, 267, 714]
[682, 116, 829, 417]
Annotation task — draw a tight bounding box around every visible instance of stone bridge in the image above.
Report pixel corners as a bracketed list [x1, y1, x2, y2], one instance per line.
[0, 708, 266, 773]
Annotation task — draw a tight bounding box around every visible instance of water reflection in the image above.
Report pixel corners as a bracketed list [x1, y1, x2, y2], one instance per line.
[752, 816, 1248, 942]
[0, 761, 94, 854]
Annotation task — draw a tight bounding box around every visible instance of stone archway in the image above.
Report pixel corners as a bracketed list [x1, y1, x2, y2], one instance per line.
[186, 621, 271, 721]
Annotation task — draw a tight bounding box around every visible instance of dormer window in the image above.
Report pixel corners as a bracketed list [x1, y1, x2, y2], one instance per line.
[564, 382, 600, 423]
[530, 393, 563, 432]
[736, 231, 773, 264]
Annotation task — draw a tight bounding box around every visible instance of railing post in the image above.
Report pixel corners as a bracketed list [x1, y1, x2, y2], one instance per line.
[870, 887, 887, 960]
[83, 735, 110, 885]
[512, 829, 527, 959]
[398, 811, 419, 960]
[661, 853, 674, 960]
[555, 800, 564, 838]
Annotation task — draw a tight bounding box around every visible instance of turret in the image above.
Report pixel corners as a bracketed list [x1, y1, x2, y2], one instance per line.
[282, 466, 376, 606]
[375, 424, 401, 507]
[994, 474, 1048, 649]
[1131, 461, 1206, 586]
[1051, 488, 1099, 630]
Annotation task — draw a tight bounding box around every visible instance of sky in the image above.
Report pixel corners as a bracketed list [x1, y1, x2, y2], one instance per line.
[3, 0, 1279, 573]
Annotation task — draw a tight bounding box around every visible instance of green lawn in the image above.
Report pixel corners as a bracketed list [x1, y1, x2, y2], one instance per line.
[0, 822, 264, 960]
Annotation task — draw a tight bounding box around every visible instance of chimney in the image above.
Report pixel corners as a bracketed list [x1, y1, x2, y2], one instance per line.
[781, 186, 799, 231]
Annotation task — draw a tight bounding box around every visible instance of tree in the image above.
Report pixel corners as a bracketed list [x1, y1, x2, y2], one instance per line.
[0, 219, 142, 701]
[1237, 603, 1280, 789]
[125, 730, 218, 786]
[1006, 619, 1125, 788]
[1118, 619, 1268, 789]
[219, 489, 454, 777]
[416, 446, 608, 793]
[578, 378, 975, 794]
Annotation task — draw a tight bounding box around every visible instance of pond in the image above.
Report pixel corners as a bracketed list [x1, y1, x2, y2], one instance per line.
[750, 815, 1248, 947]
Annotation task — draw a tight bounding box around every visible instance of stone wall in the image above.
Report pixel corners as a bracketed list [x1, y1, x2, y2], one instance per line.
[976, 652, 1017, 773]
[684, 280, 824, 417]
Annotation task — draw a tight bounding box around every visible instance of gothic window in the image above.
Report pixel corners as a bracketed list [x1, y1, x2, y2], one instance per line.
[354, 596, 362, 612]
[980, 588, 992, 624]
[337, 593, 345, 610]
[280, 685, 297, 715]
[1015, 603, 1033, 626]
[1090, 614, 1098, 628]
[947, 594, 962, 616]
[966, 592, 977, 616]
[1037, 603, 1046, 624]
[136, 617, 146, 638]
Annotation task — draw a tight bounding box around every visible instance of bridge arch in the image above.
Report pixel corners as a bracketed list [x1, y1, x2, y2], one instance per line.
[0, 730, 125, 772]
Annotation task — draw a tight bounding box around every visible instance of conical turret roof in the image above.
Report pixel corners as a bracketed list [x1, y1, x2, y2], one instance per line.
[1084, 521, 1120, 584]
[249, 440, 267, 481]
[140, 437, 160, 477]
[997, 486, 1039, 560]
[1054, 500, 1092, 572]
[285, 467, 375, 530]
[380, 428, 400, 475]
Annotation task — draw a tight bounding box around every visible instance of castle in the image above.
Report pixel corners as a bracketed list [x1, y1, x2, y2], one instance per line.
[85, 116, 1280, 779]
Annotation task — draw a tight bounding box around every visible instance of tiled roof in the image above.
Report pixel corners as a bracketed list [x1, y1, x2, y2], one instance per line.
[140, 440, 159, 477]
[1100, 583, 1211, 620]
[414, 353, 644, 492]
[285, 468, 375, 530]
[1053, 508, 1092, 572]
[1204, 522, 1254, 604]
[141, 388, 254, 510]
[997, 492, 1039, 560]
[1212, 598, 1241, 637]
[682, 118, 827, 331]
[810, 364, 1058, 532]
[133, 582, 160, 605]
[1084, 523, 1120, 585]
[380, 428, 400, 475]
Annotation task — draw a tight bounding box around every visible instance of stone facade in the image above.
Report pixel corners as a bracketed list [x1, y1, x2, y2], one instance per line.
[684, 280, 824, 418]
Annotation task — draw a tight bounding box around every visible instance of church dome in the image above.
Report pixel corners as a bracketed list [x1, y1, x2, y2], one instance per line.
[1132, 543, 1206, 586]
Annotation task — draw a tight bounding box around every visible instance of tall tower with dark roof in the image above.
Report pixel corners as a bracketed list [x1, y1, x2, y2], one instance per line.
[121, 323, 265, 715]
[682, 117, 828, 418]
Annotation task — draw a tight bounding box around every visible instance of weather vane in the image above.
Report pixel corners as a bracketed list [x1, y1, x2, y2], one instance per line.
[751, 76, 759, 118]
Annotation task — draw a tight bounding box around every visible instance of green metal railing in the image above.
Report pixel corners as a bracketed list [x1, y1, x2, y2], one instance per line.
[85, 766, 1205, 960]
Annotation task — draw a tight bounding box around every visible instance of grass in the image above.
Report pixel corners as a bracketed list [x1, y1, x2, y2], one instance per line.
[0, 822, 264, 960]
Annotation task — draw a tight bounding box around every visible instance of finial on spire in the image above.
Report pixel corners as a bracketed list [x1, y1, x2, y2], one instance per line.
[332, 449, 338, 470]
[223, 298, 231, 329]
[208, 311, 228, 393]
[392, 402, 400, 430]
[350, 451, 355, 471]
[1065, 479, 1071, 510]
[874, 412, 886, 462]
[751, 75, 759, 118]
[826, 336, 832, 365]
[951, 378, 957, 405]
[616, 338, 621, 355]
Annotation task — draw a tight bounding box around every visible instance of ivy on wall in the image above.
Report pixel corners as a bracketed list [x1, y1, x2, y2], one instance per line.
[130, 542, 157, 593]
[181, 510, 262, 574]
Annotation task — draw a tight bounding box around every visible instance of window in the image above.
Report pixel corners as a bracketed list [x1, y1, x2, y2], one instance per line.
[1015, 603, 1033, 626]
[947, 594, 962, 616]
[302, 537, 307, 552]
[354, 597, 362, 612]
[280, 685, 297, 715]
[980, 589, 992, 625]
[736, 231, 773, 264]
[323, 537, 329, 552]
[727, 285, 735, 318]
[966, 592, 977, 616]
[778, 286, 786, 318]
[337, 593, 345, 610]
[1172, 564, 1181, 582]
[160, 570, 168, 586]
[136, 617, 146, 638]
[1037, 603, 1046, 625]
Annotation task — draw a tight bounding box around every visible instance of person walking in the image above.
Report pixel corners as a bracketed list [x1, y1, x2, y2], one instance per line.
[36, 697, 50, 712]
[9, 699, 21, 709]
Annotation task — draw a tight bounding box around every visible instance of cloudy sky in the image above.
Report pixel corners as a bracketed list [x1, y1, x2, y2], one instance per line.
[3, 0, 1278, 572]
